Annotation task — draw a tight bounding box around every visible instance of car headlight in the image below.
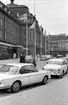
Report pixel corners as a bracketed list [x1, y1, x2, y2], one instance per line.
[58, 69, 60, 73]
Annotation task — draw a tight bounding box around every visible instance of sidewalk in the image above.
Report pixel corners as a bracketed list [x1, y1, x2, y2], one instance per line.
[0, 58, 20, 64]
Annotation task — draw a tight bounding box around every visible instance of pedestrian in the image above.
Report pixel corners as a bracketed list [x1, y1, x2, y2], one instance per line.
[20, 53, 25, 63]
[32, 54, 37, 67]
[13, 52, 16, 59]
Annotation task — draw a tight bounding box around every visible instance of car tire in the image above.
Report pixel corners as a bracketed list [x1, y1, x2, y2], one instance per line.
[42, 76, 48, 85]
[11, 81, 21, 93]
[65, 71, 68, 74]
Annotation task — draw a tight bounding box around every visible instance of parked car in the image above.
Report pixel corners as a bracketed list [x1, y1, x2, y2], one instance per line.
[25, 55, 33, 63]
[40, 55, 46, 61]
[0, 63, 50, 93]
[45, 55, 53, 60]
[56, 54, 63, 58]
[43, 58, 68, 78]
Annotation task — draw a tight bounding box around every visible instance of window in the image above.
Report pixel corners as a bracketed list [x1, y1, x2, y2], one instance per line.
[0, 30, 3, 38]
[0, 4, 2, 8]
[5, 20, 7, 28]
[12, 24, 14, 32]
[5, 32, 7, 39]
[24, 29, 26, 35]
[0, 18, 3, 25]
[15, 27, 17, 34]
[9, 23, 11, 30]
[0, 65, 18, 74]
[9, 33, 11, 40]
[19, 65, 38, 74]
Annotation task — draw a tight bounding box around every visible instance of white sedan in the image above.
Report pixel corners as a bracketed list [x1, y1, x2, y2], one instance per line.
[0, 63, 50, 93]
[43, 58, 68, 78]
[25, 55, 33, 63]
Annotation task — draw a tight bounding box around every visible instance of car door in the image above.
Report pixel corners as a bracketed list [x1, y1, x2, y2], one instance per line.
[19, 66, 30, 86]
[24, 65, 44, 84]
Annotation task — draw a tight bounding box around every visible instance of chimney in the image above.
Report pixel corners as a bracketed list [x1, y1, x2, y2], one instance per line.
[10, 0, 14, 4]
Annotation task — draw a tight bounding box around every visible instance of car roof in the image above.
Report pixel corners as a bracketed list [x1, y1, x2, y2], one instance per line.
[26, 55, 32, 57]
[48, 58, 66, 62]
[5, 63, 33, 68]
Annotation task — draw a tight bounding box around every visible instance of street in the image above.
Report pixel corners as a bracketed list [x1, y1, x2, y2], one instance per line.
[0, 0, 68, 104]
[0, 60, 68, 105]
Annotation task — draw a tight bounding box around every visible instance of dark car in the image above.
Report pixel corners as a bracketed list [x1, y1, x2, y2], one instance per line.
[56, 54, 63, 58]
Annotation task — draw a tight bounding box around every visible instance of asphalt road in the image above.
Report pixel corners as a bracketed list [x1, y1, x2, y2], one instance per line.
[0, 60, 68, 105]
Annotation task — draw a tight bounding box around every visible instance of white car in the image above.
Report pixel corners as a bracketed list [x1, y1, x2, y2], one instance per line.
[45, 55, 53, 60]
[0, 63, 50, 93]
[43, 58, 68, 78]
[25, 55, 33, 63]
[40, 55, 46, 61]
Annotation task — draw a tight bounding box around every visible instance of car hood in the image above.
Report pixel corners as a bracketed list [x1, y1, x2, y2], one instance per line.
[0, 73, 15, 80]
[43, 64, 61, 70]
[39, 70, 48, 73]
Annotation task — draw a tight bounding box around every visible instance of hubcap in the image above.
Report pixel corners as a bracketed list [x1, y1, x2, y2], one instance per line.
[44, 77, 47, 84]
[13, 82, 20, 92]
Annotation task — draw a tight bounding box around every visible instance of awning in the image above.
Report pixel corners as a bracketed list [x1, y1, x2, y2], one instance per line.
[0, 42, 29, 50]
[0, 42, 15, 47]
[15, 45, 25, 49]
[15, 45, 29, 50]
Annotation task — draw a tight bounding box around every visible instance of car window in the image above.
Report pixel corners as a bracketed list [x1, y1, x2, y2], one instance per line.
[8, 66, 19, 74]
[0, 65, 10, 72]
[19, 65, 38, 74]
[0, 65, 19, 74]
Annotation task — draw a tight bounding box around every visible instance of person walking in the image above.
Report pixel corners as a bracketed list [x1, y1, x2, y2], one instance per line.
[20, 53, 25, 63]
[32, 54, 37, 67]
[13, 52, 16, 59]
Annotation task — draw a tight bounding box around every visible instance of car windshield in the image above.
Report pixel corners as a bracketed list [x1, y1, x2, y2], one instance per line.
[0, 65, 19, 74]
[48, 60, 62, 65]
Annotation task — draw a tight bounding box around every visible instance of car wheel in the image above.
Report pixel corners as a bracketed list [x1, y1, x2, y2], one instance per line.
[11, 81, 21, 93]
[65, 70, 67, 74]
[42, 76, 48, 85]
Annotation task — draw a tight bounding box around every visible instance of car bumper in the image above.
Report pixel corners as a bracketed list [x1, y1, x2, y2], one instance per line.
[0, 85, 10, 89]
[50, 71, 61, 76]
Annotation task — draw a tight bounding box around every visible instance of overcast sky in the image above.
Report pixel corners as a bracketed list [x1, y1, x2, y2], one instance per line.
[1, 0, 68, 35]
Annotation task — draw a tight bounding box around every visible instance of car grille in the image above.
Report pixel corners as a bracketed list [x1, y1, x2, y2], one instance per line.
[48, 69, 55, 72]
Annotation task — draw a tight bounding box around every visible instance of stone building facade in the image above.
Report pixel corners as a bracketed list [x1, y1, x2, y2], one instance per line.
[0, 0, 46, 59]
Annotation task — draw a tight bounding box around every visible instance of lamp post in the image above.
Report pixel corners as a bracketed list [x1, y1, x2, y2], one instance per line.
[26, 14, 28, 56]
[34, 0, 36, 57]
[40, 25, 43, 56]
[44, 29, 47, 55]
